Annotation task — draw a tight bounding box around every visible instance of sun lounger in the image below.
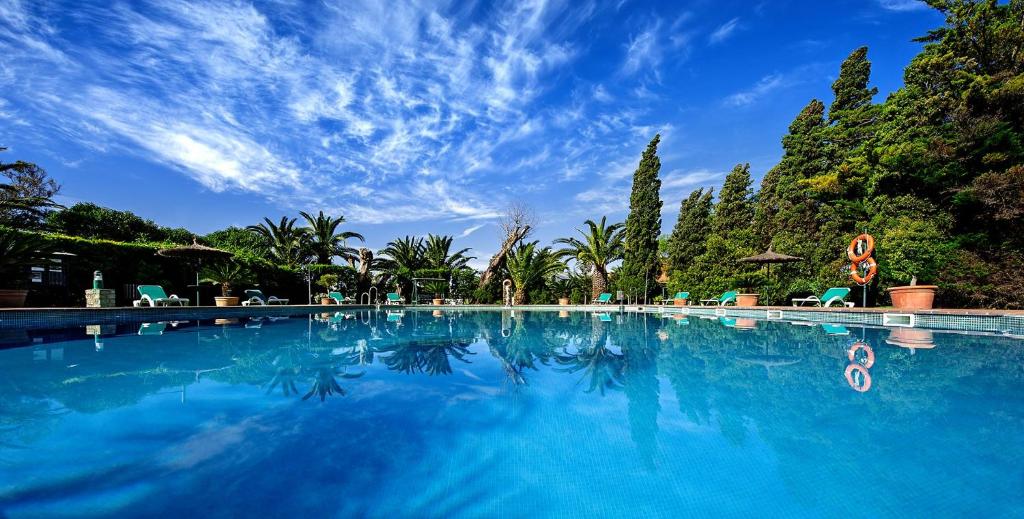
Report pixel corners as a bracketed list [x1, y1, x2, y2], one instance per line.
[242, 289, 289, 306]
[700, 291, 737, 306]
[792, 287, 853, 308]
[134, 285, 189, 307]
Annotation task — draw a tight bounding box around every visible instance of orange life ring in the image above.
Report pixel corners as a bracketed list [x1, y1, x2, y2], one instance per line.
[847, 234, 875, 263]
[850, 257, 877, 285]
[847, 342, 875, 368]
[845, 364, 872, 392]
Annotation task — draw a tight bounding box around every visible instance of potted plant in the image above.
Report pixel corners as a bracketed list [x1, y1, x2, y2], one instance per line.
[733, 271, 767, 307]
[423, 280, 447, 306]
[880, 220, 946, 310]
[550, 276, 571, 305]
[201, 262, 252, 307]
[0, 230, 52, 307]
[317, 274, 339, 304]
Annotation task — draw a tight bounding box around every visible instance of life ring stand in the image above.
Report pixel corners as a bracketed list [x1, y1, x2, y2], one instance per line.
[850, 257, 877, 285]
[847, 234, 875, 263]
[847, 342, 875, 368]
[845, 364, 872, 392]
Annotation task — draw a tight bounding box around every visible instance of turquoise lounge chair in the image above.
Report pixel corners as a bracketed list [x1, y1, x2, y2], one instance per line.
[821, 323, 850, 336]
[596, 313, 613, 322]
[593, 293, 613, 304]
[700, 291, 737, 306]
[792, 287, 854, 308]
[137, 322, 167, 335]
[385, 292, 404, 305]
[661, 291, 690, 305]
[134, 285, 189, 307]
[327, 291, 351, 305]
[242, 289, 289, 306]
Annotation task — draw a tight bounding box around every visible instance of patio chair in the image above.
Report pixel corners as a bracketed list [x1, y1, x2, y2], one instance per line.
[327, 291, 352, 305]
[137, 322, 167, 335]
[241, 289, 289, 306]
[385, 292, 404, 305]
[661, 291, 689, 305]
[593, 293, 613, 304]
[821, 323, 850, 336]
[134, 285, 190, 307]
[700, 291, 737, 306]
[792, 287, 854, 308]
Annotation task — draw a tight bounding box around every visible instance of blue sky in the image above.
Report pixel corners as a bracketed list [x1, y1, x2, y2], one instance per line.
[0, 0, 941, 267]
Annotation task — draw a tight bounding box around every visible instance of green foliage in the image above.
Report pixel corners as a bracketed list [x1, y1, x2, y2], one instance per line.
[554, 216, 624, 299]
[299, 210, 363, 265]
[246, 216, 310, 268]
[203, 226, 270, 258]
[200, 261, 254, 297]
[877, 217, 951, 285]
[506, 241, 564, 304]
[0, 148, 62, 229]
[619, 134, 663, 298]
[712, 164, 754, 236]
[667, 188, 714, 272]
[316, 273, 340, 292]
[46, 203, 192, 244]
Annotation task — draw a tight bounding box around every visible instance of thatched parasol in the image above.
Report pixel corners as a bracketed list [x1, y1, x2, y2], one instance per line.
[738, 245, 803, 276]
[157, 239, 233, 306]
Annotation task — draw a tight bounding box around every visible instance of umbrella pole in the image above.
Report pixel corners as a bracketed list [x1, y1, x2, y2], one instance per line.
[196, 270, 200, 307]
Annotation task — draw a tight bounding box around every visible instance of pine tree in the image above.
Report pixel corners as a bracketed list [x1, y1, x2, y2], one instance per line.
[712, 163, 754, 236]
[667, 188, 713, 272]
[619, 134, 663, 298]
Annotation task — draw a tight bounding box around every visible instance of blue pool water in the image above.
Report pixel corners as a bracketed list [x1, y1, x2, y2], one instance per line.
[0, 309, 1021, 517]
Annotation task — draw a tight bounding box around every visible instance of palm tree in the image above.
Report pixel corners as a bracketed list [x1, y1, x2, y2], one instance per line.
[379, 236, 426, 296]
[554, 216, 624, 300]
[246, 216, 310, 267]
[423, 234, 474, 270]
[506, 241, 564, 304]
[299, 210, 364, 265]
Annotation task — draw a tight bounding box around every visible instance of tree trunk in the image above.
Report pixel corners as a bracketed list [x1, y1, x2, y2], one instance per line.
[513, 286, 526, 305]
[592, 268, 608, 301]
[479, 225, 531, 290]
[356, 248, 373, 296]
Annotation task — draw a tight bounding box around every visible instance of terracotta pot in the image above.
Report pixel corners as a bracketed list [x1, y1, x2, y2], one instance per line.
[214, 296, 239, 307]
[888, 285, 937, 310]
[320, 297, 334, 305]
[736, 293, 759, 307]
[673, 298, 688, 306]
[735, 318, 757, 330]
[558, 297, 570, 306]
[432, 310, 444, 317]
[558, 310, 570, 318]
[432, 298, 444, 306]
[0, 289, 28, 308]
[886, 327, 935, 350]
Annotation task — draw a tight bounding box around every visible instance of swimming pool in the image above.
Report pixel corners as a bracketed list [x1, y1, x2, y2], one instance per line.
[0, 309, 1021, 517]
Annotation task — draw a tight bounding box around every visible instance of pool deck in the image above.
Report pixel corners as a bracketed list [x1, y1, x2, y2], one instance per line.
[1, 303, 1022, 336]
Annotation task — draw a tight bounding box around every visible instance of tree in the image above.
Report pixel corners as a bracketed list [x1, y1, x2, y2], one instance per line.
[619, 134, 663, 299]
[46, 203, 165, 243]
[666, 188, 714, 272]
[506, 241, 563, 304]
[480, 203, 533, 290]
[379, 236, 426, 296]
[246, 217, 310, 267]
[554, 216, 625, 299]
[423, 234, 473, 270]
[0, 148, 61, 228]
[299, 210, 364, 265]
[712, 163, 754, 236]
[203, 226, 271, 257]
[829, 46, 878, 121]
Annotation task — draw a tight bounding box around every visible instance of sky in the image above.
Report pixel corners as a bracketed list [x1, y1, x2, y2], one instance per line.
[0, 0, 943, 268]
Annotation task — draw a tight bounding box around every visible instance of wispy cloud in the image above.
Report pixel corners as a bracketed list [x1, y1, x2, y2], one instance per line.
[458, 223, 487, 238]
[709, 17, 741, 45]
[876, 0, 928, 11]
[621, 21, 662, 76]
[723, 73, 785, 107]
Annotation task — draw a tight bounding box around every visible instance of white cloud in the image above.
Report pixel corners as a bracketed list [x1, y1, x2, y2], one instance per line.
[458, 223, 487, 238]
[621, 21, 662, 76]
[709, 17, 741, 45]
[876, 0, 928, 11]
[723, 73, 785, 107]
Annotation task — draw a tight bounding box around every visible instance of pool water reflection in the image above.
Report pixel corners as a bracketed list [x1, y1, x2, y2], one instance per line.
[0, 310, 1021, 517]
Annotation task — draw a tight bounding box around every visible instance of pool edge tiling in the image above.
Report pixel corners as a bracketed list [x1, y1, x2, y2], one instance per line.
[1, 304, 1023, 337]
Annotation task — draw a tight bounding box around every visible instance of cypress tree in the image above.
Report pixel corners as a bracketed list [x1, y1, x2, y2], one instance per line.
[667, 188, 714, 272]
[619, 134, 663, 298]
[829, 46, 878, 121]
[712, 163, 754, 236]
